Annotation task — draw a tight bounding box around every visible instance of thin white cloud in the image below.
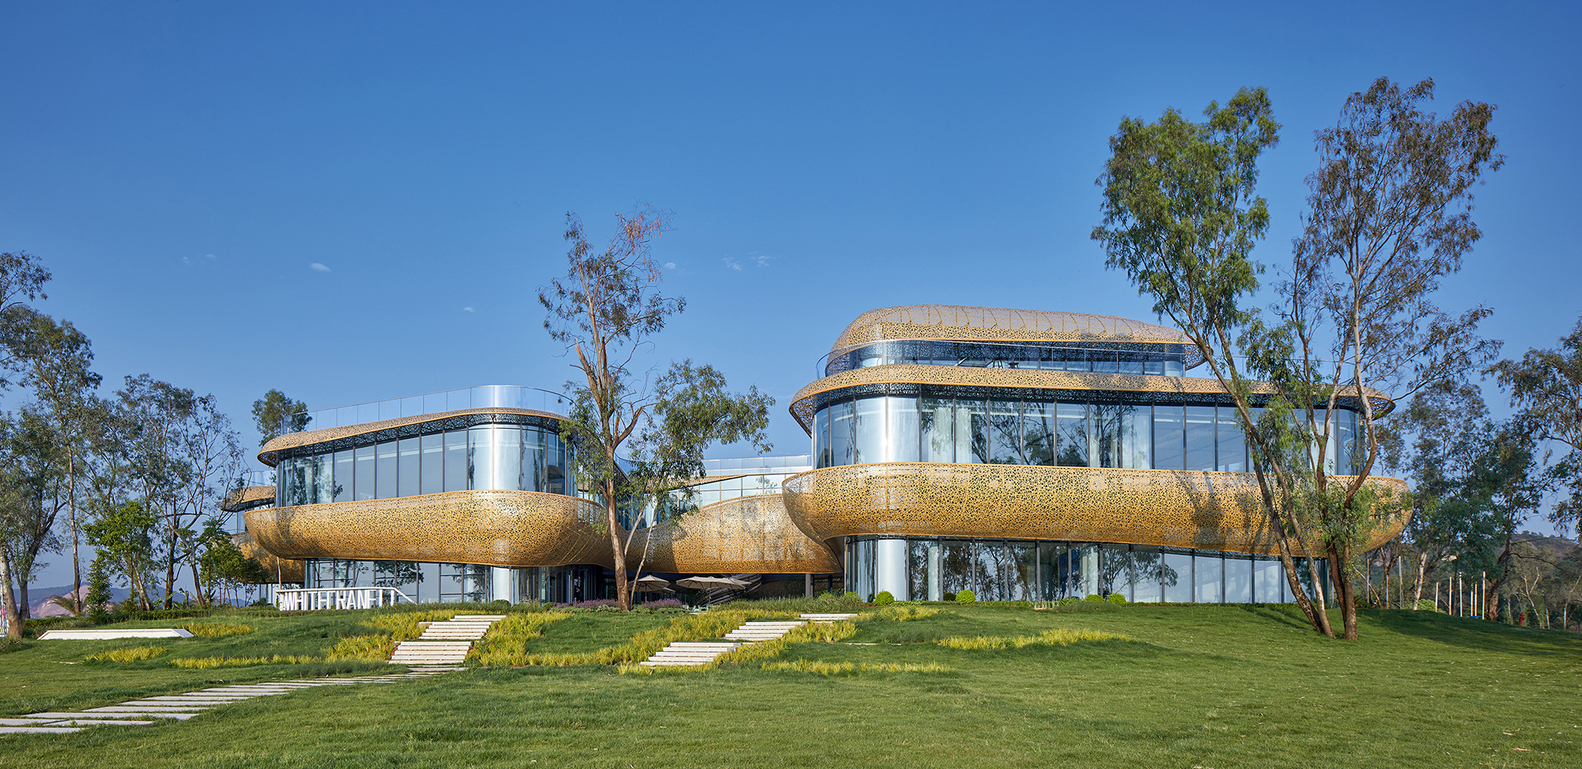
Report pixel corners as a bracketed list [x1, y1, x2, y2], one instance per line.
[204, 253, 216, 259]
[664, 262, 676, 270]
[182, 256, 192, 266]
[752, 253, 778, 268]
[722, 257, 742, 271]
[310, 263, 332, 273]
[463, 306, 475, 313]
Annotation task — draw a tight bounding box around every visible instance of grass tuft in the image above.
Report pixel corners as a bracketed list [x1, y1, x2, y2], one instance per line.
[763, 660, 954, 675]
[180, 622, 255, 638]
[937, 627, 1130, 649]
[172, 654, 318, 668]
[325, 634, 395, 662]
[469, 612, 575, 665]
[84, 645, 166, 663]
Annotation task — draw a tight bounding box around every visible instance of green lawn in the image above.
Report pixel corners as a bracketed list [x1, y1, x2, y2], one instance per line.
[2, 602, 1579, 767]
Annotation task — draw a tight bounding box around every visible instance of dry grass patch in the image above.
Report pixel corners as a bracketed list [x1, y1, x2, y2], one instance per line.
[763, 660, 954, 674]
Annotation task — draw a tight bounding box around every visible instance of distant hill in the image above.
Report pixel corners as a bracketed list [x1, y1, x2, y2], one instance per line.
[24, 583, 139, 616]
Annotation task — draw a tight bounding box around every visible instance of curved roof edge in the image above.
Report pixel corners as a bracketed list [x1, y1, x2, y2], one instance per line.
[829, 304, 1197, 357]
[786, 364, 1395, 435]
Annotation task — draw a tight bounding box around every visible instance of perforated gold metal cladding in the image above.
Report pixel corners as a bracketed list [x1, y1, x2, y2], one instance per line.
[230, 531, 304, 583]
[256, 407, 565, 466]
[829, 305, 1192, 357]
[787, 365, 1395, 432]
[781, 463, 1410, 555]
[634, 494, 840, 574]
[221, 485, 277, 513]
[244, 490, 614, 568]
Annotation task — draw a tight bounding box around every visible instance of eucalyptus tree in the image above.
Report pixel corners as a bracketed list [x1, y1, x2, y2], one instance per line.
[1095, 78, 1504, 639]
[1268, 76, 1504, 638]
[1091, 87, 1336, 632]
[252, 389, 309, 446]
[541, 207, 770, 610]
[1491, 319, 1582, 536]
[14, 311, 101, 611]
[0, 409, 63, 625]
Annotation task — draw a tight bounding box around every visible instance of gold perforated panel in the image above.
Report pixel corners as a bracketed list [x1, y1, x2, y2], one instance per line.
[788, 365, 1395, 433]
[221, 485, 277, 513]
[257, 407, 566, 466]
[781, 463, 1409, 555]
[244, 490, 614, 568]
[634, 494, 840, 574]
[829, 305, 1191, 357]
[230, 531, 304, 583]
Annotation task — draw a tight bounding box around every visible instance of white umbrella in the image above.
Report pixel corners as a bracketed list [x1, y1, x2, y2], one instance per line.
[633, 575, 671, 593]
[675, 576, 748, 590]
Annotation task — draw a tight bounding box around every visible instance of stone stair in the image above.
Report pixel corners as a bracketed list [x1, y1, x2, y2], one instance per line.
[723, 621, 805, 641]
[388, 614, 504, 665]
[641, 617, 819, 668]
[639, 642, 742, 668]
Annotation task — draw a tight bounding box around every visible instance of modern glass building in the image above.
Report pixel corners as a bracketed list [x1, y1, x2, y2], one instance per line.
[783, 305, 1405, 604]
[231, 306, 1408, 606]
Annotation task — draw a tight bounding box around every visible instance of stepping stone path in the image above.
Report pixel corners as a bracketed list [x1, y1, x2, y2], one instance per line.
[389, 614, 504, 666]
[640, 612, 860, 668]
[0, 667, 461, 736]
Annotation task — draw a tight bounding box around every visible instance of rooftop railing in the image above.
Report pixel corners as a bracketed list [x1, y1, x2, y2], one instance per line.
[278, 385, 569, 436]
[702, 455, 814, 476]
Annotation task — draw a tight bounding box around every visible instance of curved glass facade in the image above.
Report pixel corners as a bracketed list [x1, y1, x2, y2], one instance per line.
[846, 536, 1331, 604]
[812, 392, 1360, 475]
[277, 422, 576, 506]
[826, 340, 1189, 377]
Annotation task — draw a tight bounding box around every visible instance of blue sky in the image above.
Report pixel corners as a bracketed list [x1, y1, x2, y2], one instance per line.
[5, 3, 1580, 585]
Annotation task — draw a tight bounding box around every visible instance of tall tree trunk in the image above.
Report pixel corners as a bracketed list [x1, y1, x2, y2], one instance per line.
[165, 529, 177, 609]
[189, 562, 206, 607]
[68, 453, 81, 614]
[16, 575, 29, 623]
[1413, 553, 1427, 609]
[606, 474, 630, 611]
[0, 547, 20, 638]
[1329, 541, 1358, 640]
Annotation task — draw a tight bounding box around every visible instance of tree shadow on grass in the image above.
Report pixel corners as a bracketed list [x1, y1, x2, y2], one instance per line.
[1363, 608, 1582, 659]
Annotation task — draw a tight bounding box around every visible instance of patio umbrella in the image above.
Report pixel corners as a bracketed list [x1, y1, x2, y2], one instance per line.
[633, 575, 671, 593]
[675, 576, 748, 590]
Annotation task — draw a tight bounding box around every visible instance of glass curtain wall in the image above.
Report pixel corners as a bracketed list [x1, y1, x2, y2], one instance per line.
[847, 536, 1312, 604]
[828, 340, 1190, 378]
[812, 394, 1361, 475]
[279, 423, 576, 505]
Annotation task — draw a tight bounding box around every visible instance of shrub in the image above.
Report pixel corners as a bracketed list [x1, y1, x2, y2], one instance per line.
[1084, 594, 1104, 603]
[874, 591, 895, 605]
[85, 645, 166, 663]
[1416, 599, 1442, 613]
[638, 598, 685, 610]
[843, 592, 861, 601]
[1107, 593, 1127, 605]
[486, 599, 510, 610]
[0, 637, 29, 654]
[956, 590, 976, 604]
